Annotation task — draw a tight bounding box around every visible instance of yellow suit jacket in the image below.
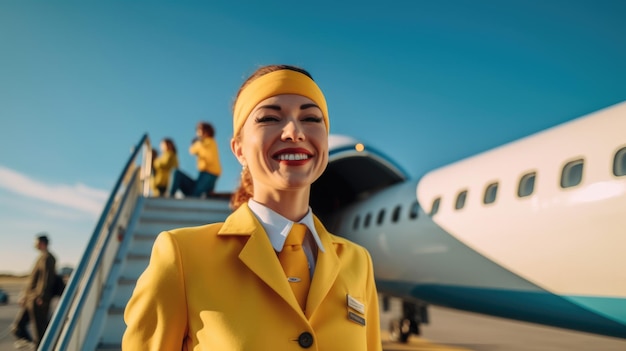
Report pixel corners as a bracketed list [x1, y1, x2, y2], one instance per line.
[152, 150, 179, 188]
[189, 137, 221, 176]
[122, 203, 382, 350]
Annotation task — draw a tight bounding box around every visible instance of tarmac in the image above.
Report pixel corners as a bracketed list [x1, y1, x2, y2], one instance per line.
[1, 277, 625, 351]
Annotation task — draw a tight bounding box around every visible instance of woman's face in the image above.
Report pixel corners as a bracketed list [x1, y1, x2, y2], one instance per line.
[160, 141, 167, 152]
[232, 94, 328, 193]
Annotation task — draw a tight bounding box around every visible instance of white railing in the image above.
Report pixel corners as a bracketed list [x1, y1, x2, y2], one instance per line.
[40, 134, 152, 351]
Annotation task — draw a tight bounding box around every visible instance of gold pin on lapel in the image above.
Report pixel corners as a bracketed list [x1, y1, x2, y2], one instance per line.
[346, 294, 365, 314]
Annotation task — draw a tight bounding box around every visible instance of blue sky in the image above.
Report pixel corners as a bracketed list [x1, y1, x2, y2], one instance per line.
[1, 0, 625, 274]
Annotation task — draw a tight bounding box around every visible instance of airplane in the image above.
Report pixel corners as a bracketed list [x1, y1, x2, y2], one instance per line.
[40, 100, 626, 350]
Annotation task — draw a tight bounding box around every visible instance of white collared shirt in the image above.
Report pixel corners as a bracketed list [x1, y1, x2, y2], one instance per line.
[247, 199, 325, 276]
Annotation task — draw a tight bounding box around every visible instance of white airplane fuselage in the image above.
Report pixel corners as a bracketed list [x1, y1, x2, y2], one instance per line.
[314, 101, 626, 339]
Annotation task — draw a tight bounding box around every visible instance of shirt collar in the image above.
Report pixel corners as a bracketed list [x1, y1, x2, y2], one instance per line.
[247, 199, 325, 253]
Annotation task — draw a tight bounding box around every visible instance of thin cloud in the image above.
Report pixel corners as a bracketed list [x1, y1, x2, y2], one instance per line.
[0, 165, 108, 216]
[41, 207, 88, 221]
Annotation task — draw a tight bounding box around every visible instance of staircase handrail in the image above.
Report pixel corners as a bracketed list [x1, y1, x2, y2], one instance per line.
[39, 134, 152, 350]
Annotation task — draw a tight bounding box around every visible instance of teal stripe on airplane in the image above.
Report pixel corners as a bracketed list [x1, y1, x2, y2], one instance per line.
[376, 280, 626, 340]
[564, 295, 626, 325]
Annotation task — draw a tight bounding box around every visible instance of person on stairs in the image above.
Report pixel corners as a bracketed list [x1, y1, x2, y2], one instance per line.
[168, 122, 221, 198]
[151, 138, 179, 197]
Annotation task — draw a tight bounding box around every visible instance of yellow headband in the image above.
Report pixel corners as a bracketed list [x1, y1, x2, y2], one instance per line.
[233, 69, 329, 137]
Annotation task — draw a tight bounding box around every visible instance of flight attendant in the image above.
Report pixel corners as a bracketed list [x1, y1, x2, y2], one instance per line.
[122, 64, 382, 350]
[151, 138, 179, 196]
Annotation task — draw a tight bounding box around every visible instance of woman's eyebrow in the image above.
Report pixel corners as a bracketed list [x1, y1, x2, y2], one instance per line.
[300, 103, 320, 110]
[256, 103, 320, 111]
[256, 104, 281, 111]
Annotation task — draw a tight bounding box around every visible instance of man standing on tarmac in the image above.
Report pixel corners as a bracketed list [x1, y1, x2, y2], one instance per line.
[11, 234, 57, 349]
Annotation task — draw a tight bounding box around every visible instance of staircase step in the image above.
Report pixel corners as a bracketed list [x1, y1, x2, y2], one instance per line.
[139, 208, 231, 223]
[143, 196, 231, 211]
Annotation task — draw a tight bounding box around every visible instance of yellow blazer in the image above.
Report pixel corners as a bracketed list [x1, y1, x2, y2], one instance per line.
[122, 203, 382, 350]
[152, 150, 179, 188]
[189, 137, 221, 176]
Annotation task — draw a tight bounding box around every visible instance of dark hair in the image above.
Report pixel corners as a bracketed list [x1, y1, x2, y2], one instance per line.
[229, 64, 314, 210]
[197, 122, 215, 138]
[162, 138, 177, 154]
[37, 234, 49, 245]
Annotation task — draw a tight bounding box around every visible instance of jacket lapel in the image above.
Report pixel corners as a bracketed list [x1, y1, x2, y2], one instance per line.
[218, 204, 304, 315]
[305, 216, 340, 319]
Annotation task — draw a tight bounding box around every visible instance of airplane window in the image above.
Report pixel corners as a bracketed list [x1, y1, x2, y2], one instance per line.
[455, 190, 467, 210]
[614, 147, 626, 176]
[392, 205, 401, 223]
[353, 215, 360, 230]
[377, 209, 385, 225]
[483, 182, 498, 204]
[409, 201, 419, 219]
[364, 213, 372, 228]
[430, 197, 440, 216]
[518, 172, 536, 197]
[561, 159, 584, 188]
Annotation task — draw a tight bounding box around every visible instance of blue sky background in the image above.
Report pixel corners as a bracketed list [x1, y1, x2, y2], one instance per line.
[1, 0, 625, 274]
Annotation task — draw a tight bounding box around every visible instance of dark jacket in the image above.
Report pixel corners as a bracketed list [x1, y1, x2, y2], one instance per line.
[26, 251, 56, 302]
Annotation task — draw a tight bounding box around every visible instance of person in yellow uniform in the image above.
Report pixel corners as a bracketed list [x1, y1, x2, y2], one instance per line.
[168, 122, 222, 197]
[122, 64, 382, 350]
[151, 138, 179, 196]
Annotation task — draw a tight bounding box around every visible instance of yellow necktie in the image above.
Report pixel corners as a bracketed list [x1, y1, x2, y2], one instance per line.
[278, 223, 310, 311]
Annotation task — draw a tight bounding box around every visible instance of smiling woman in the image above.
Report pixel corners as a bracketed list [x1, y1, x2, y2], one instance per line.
[229, 65, 329, 211]
[231, 92, 329, 214]
[122, 64, 383, 350]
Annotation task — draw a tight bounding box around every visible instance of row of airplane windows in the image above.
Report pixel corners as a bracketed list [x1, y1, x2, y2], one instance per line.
[430, 146, 626, 215]
[351, 146, 626, 231]
[352, 201, 420, 231]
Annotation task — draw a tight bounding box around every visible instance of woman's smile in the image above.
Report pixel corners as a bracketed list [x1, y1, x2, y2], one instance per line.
[272, 147, 313, 164]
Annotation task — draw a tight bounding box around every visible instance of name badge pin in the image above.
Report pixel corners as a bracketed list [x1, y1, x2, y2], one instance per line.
[348, 311, 366, 326]
[347, 294, 365, 314]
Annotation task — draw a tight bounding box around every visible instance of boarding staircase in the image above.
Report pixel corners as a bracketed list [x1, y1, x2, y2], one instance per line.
[39, 135, 232, 351]
[92, 197, 230, 351]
